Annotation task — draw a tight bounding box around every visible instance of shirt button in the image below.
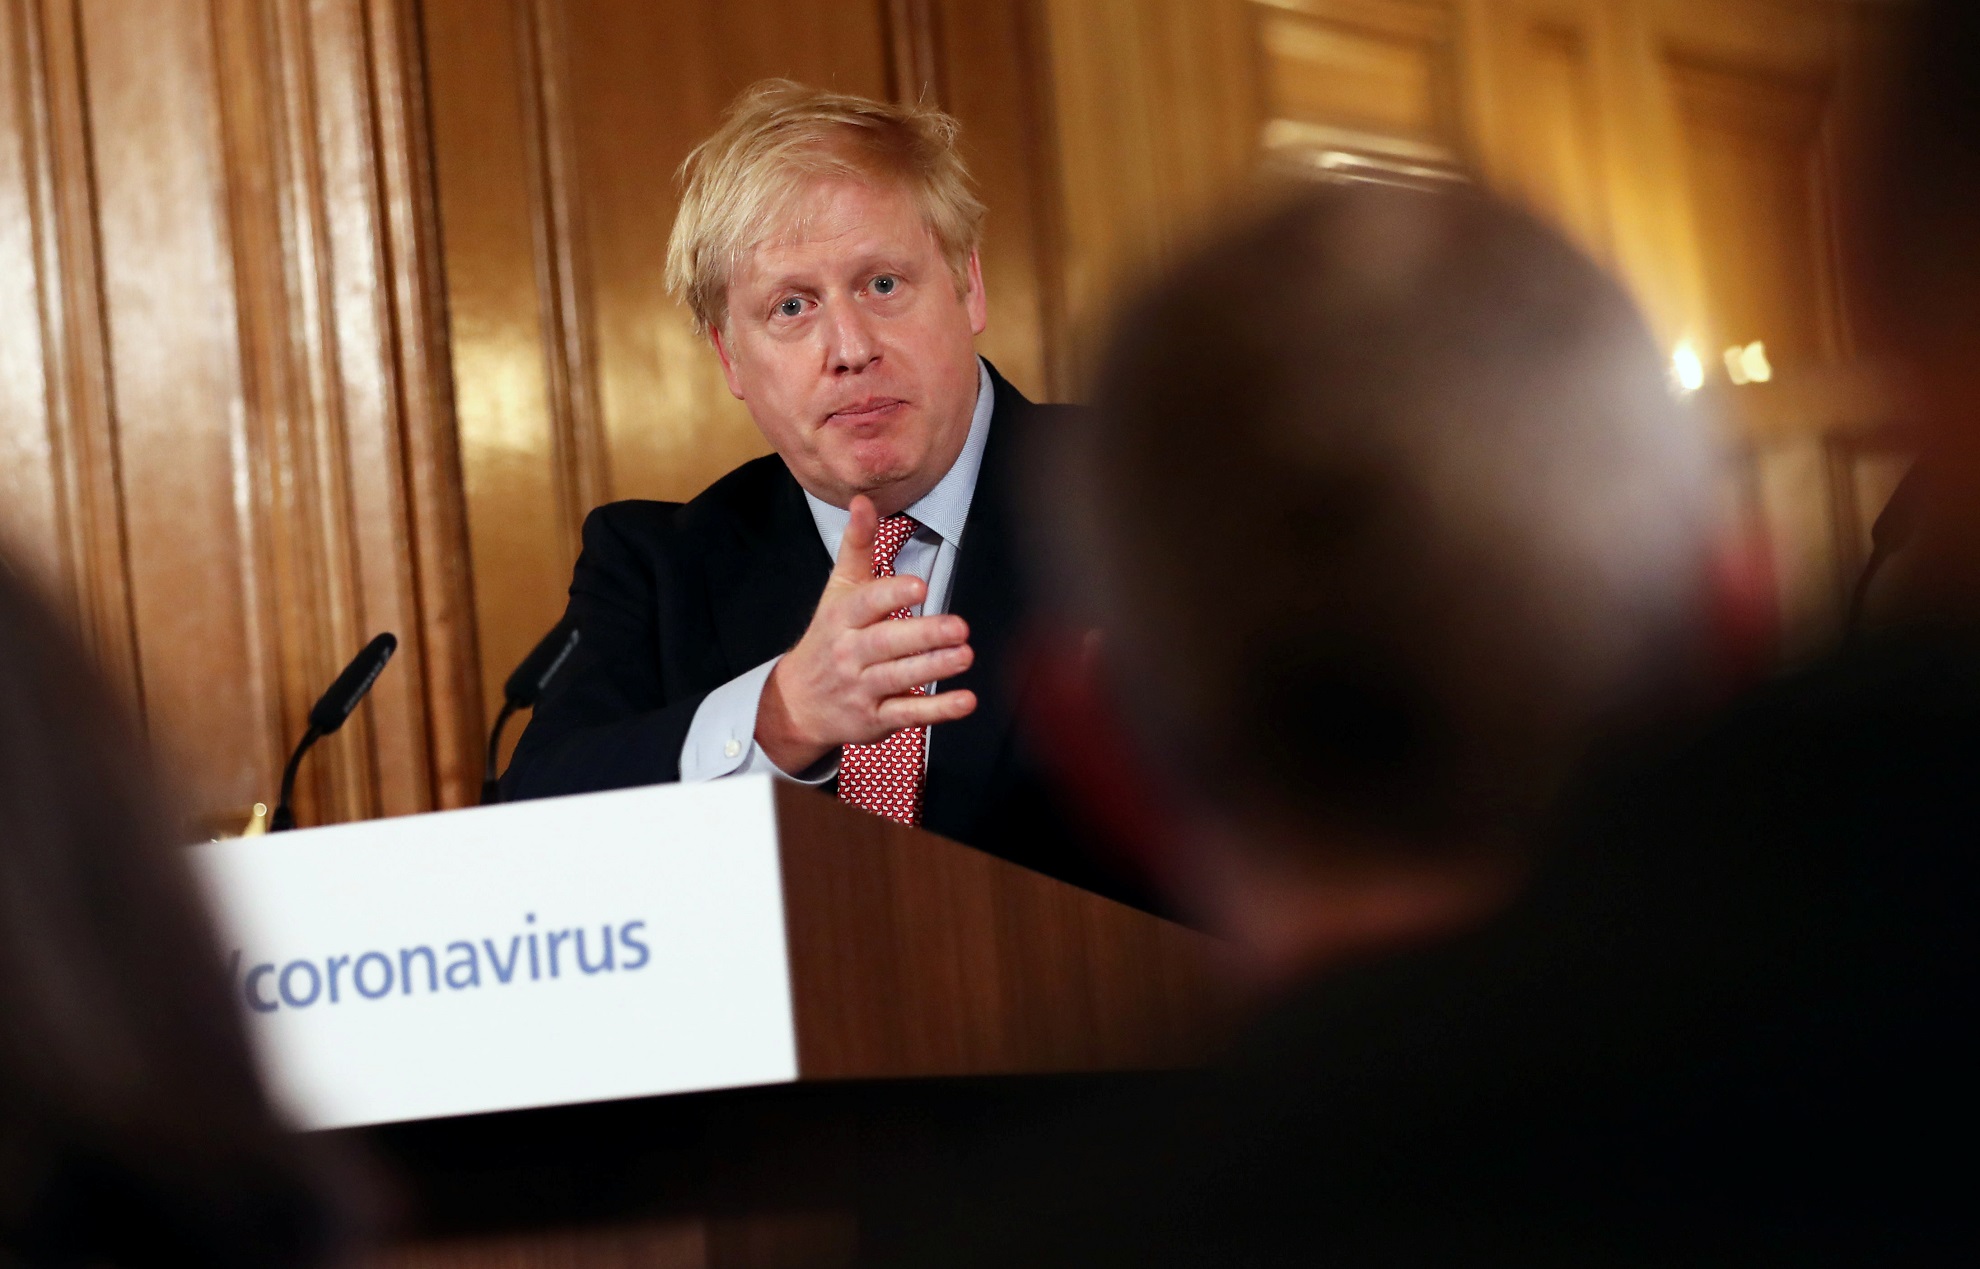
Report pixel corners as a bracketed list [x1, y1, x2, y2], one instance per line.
[723, 739, 741, 759]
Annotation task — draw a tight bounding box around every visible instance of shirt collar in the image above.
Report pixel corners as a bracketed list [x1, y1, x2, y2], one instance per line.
[804, 357, 994, 554]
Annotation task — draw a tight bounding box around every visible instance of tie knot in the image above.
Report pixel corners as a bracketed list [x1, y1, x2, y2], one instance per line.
[871, 514, 920, 578]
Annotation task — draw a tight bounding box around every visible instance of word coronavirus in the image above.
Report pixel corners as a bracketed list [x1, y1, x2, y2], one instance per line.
[230, 913, 651, 1013]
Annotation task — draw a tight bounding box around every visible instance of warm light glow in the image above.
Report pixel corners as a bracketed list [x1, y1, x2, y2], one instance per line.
[1723, 340, 1773, 386]
[1671, 341, 1705, 393]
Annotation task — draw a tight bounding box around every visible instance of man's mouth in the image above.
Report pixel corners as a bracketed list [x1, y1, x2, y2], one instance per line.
[827, 397, 907, 425]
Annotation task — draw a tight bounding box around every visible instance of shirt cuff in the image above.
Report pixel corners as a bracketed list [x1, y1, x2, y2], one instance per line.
[680, 656, 839, 785]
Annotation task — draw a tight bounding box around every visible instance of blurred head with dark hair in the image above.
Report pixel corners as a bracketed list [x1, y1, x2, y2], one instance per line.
[1034, 183, 1723, 976]
[0, 558, 355, 1266]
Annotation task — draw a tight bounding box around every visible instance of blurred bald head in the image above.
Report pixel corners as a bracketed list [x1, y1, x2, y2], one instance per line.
[1041, 184, 1720, 864]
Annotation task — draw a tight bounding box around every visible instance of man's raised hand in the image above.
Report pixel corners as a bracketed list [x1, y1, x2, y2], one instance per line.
[754, 495, 977, 773]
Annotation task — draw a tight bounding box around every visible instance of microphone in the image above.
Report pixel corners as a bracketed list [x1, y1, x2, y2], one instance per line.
[270, 633, 398, 833]
[482, 617, 581, 805]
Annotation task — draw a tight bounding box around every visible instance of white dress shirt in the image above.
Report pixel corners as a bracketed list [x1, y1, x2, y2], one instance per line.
[679, 358, 996, 784]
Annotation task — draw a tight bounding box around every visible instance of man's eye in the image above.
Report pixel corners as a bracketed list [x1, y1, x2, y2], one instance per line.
[775, 297, 806, 318]
[871, 275, 898, 295]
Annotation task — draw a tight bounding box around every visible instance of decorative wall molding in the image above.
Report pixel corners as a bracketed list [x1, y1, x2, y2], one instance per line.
[5, 0, 144, 708]
[207, 0, 482, 823]
[886, 0, 945, 106]
[366, 0, 486, 813]
[514, 0, 608, 556]
[0, 0, 479, 832]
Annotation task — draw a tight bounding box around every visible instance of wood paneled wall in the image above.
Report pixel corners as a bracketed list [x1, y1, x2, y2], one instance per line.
[0, 0, 479, 833]
[0, 0, 1905, 834]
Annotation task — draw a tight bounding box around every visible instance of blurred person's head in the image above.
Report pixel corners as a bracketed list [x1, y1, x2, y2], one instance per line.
[1035, 184, 1725, 981]
[666, 80, 988, 515]
[0, 559, 354, 1266]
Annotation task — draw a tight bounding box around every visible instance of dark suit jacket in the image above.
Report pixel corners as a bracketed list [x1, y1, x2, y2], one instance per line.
[502, 363, 1142, 905]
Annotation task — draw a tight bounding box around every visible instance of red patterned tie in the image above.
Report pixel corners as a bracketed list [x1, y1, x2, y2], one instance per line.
[838, 514, 928, 825]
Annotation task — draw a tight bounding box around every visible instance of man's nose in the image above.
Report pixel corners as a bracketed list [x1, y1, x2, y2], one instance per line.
[825, 302, 878, 374]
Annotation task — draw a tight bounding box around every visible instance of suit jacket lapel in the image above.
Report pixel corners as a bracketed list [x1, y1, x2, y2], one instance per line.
[702, 462, 832, 681]
[924, 363, 1033, 840]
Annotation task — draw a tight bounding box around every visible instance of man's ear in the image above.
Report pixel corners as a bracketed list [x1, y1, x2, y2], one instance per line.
[964, 249, 988, 336]
[709, 323, 746, 401]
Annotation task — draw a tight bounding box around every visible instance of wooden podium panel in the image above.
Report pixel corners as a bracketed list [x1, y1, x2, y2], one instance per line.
[774, 782, 1224, 1080]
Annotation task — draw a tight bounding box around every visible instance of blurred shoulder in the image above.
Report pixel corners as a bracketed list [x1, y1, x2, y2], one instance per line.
[1019, 401, 1091, 426]
[1685, 628, 1980, 786]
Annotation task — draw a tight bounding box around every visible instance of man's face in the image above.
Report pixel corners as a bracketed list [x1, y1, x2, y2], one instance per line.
[712, 177, 988, 513]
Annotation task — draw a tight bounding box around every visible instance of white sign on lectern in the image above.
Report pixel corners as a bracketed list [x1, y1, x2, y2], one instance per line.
[191, 776, 799, 1131]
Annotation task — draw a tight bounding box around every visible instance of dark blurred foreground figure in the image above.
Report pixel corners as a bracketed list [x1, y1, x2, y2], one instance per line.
[0, 560, 356, 1266]
[877, 181, 1980, 1266]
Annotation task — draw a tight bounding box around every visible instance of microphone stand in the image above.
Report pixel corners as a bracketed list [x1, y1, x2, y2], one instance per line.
[482, 703, 519, 806]
[271, 725, 321, 833]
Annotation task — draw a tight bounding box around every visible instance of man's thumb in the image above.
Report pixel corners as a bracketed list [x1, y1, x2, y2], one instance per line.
[832, 494, 878, 584]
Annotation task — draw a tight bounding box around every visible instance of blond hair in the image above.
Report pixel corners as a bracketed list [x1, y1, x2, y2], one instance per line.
[665, 80, 985, 335]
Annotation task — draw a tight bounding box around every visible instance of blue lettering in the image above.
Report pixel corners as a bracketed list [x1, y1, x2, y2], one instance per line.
[619, 920, 650, 970]
[574, 925, 614, 974]
[483, 936, 521, 984]
[354, 951, 394, 999]
[278, 960, 321, 1008]
[444, 941, 480, 989]
[399, 945, 438, 995]
[244, 963, 279, 1013]
[230, 919, 651, 1014]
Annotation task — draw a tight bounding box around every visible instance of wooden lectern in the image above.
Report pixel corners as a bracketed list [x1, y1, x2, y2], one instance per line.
[357, 783, 1229, 1269]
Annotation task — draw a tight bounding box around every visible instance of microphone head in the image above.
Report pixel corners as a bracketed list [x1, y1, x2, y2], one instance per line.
[308, 632, 397, 734]
[504, 617, 581, 709]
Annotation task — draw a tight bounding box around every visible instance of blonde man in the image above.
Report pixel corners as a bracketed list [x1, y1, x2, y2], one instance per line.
[502, 81, 1136, 903]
